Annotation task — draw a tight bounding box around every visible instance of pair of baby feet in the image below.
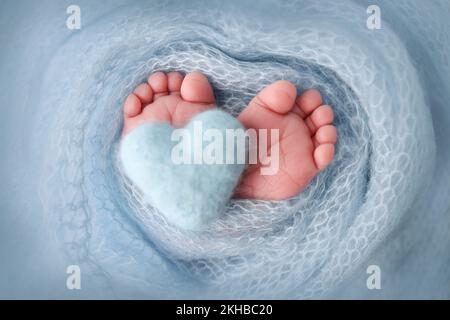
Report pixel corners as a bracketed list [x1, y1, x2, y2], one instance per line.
[122, 71, 336, 200]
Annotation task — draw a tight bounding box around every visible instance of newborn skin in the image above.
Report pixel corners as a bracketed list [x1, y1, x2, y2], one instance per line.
[235, 81, 336, 199]
[122, 71, 336, 200]
[122, 71, 215, 135]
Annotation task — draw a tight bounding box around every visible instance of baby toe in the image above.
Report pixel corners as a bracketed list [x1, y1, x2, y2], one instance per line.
[123, 93, 142, 118]
[314, 125, 337, 146]
[296, 89, 323, 118]
[133, 83, 153, 105]
[148, 71, 169, 98]
[180, 71, 215, 104]
[167, 72, 184, 94]
[253, 80, 297, 114]
[314, 144, 335, 171]
[305, 105, 334, 135]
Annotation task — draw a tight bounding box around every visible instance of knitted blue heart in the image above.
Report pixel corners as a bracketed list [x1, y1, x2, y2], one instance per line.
[120, 110, 246, 230]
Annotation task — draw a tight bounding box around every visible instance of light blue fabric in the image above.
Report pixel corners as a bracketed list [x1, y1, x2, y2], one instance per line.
[0, 0, 450, 299]
[120, 110, 246, 230]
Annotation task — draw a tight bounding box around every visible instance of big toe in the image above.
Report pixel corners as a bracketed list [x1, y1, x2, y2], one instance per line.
[180, 72, 215, 104]
[248, 80, 297, 116]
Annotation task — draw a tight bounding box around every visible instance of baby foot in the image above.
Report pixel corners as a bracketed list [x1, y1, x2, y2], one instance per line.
[235, 81, 337, 200]
[122, 71, 216, 135]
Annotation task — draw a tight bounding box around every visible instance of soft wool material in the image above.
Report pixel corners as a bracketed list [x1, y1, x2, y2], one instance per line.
[120, 110, 246, 230]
